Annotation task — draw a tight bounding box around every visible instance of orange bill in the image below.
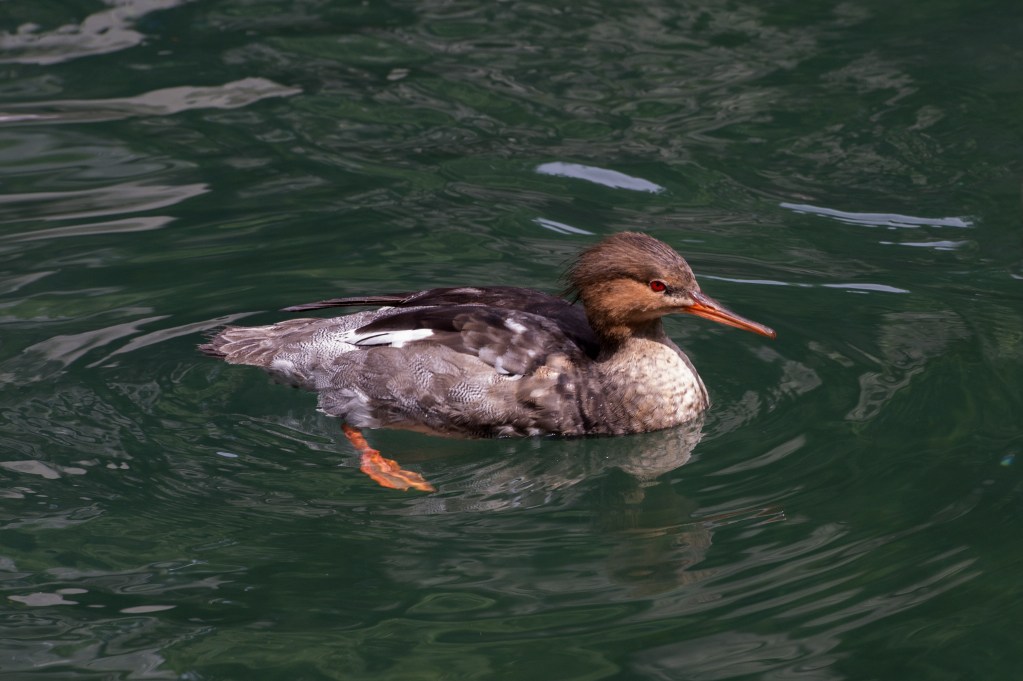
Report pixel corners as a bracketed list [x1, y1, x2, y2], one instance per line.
[684, 291, 776, 339]
[342, 424, 436, 492]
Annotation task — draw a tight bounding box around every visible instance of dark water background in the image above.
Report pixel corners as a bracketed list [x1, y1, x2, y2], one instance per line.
[1, 1, 1022, 679]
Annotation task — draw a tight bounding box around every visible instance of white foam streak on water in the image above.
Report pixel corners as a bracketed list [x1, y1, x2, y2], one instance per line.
[0, 182, 209, 223]
[879, 240, 972, 250]
[0, 0, 190, 66]
[9, 592, 79, 606]
[533, 218, 595, 235]
[821, 283, 909, 293]
[701, 275, 907, 293]
[120, 605, 176, 614]
[0, 78, 302, 125]
[88, 311, 261, 367]
[781, 203, 973, 228]
[536, 162, 664, 193]
[2, 216, 177, 242]
[701, 275, 813, 287]
[1, 316, 170, 383]
[0, 461, 62, 479]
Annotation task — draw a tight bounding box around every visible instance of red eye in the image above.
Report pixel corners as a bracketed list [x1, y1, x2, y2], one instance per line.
[650, 280, 666, 292]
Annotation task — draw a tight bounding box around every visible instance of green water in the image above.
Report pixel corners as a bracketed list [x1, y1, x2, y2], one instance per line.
[1, 0, 1022, 678]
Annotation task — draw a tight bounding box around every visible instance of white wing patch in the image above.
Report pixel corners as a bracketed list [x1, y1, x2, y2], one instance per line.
[347, 328, 435, 348]
[504, 319, 528, 334]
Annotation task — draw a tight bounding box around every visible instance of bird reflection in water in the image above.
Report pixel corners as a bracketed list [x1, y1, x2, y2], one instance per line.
[380, 415, 781, 597]
[386, 414, 705, 515]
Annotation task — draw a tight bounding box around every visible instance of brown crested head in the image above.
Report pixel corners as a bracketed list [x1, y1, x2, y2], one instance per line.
[562, 232, 776, 343]
[562, 232, 698, 301]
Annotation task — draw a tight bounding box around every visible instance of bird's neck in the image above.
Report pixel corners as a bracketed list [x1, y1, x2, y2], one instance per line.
[590, 319, 710, 433]
[593, 318, 668, 361]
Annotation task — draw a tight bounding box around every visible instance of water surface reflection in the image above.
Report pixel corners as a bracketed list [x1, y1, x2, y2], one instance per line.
[2, 0, 1021, 677]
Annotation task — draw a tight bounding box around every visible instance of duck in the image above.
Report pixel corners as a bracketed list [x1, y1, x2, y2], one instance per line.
[199, 232, 775, 492]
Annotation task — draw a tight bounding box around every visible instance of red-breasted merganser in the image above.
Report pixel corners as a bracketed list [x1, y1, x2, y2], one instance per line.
[200, 232, 775, 492]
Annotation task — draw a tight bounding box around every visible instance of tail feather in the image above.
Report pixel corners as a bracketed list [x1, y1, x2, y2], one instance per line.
[198, 321, 318, 368]
[197, 325, 237, 359]
[281, 294, 410, 312]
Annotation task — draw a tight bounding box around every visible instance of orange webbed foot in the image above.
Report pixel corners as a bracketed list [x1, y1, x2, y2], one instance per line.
[341, 424, 436, 492]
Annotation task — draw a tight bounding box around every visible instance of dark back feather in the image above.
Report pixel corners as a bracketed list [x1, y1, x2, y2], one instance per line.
[283, 286, 599, 359]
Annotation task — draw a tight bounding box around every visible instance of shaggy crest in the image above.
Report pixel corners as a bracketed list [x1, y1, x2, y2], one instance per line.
[561, 232, 697, 300]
